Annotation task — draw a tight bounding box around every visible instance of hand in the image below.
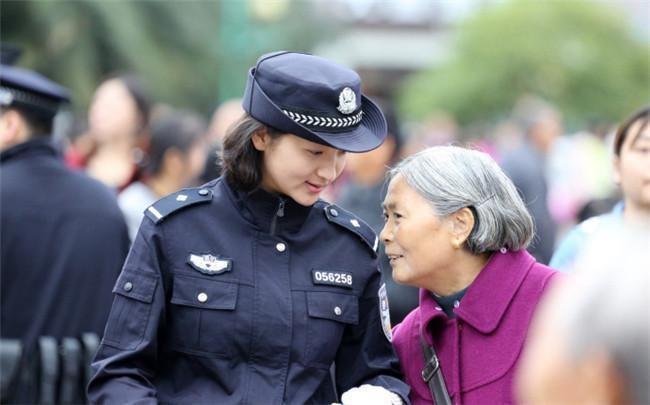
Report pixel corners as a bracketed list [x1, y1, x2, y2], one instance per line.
[340, 384, 403, 405]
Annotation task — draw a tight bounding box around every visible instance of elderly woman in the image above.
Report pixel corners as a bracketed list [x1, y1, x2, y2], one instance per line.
[381, 145, 559, 404]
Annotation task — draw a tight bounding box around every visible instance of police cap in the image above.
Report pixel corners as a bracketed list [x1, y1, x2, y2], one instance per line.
[242, 51, 387, 153]
[0, 64, 70, 118]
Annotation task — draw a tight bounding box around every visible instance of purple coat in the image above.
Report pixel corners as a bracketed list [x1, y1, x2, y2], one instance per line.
[392, 250, 558, 404]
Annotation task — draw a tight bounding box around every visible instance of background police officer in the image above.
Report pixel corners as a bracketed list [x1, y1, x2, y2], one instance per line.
[0, 58, 131, 403]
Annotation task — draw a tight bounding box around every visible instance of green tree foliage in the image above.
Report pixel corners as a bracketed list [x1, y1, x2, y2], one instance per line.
[1, 0, 329, 115]
[398, 0, 650, 129]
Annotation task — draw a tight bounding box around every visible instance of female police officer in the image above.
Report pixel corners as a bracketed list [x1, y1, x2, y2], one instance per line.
[87, 52, 409, 404]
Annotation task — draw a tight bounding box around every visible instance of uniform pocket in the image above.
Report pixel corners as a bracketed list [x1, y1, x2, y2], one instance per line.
[168, 273, 238, 357]
[102, 270, 159, 350]
[305, 291, 359, 367]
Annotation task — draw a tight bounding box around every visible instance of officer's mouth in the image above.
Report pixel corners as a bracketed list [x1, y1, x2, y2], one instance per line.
[305, 181, 326, 194]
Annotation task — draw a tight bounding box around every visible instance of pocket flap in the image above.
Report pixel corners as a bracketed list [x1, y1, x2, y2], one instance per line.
[112, 270, 158, 303]
[307, 291, 358, 325]
[171, 274, 238, 310]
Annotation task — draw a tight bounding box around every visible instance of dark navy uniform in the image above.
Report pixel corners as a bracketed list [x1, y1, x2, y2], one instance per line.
[88, 177, 409, 404]
[0, 139, 131, 345]
[0, 138, 131, 401]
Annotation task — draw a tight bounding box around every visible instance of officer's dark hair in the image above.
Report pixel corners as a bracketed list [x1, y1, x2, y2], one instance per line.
[146, 110, 206, 176]
[614, 106, 649, 157]
[221, 113, 282, 191]
[0, 105, 53, 136]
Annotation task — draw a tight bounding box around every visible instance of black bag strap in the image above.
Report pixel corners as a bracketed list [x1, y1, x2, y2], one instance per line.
[419, 334, 452, 405]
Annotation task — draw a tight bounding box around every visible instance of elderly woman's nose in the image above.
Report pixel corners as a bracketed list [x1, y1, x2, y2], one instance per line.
[380, 223, 391, 242]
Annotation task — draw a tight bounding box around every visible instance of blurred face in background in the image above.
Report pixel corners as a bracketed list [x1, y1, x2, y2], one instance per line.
[88, 78, 141, 143]
[614, 119, 650, 213]
[183, 138, 208, 186]
[517, 281, 631, 404]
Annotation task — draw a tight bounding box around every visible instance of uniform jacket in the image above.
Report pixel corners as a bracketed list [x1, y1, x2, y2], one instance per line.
[88, 177, 409, 404]
[1, 139, 130, 347]
[1, 139, 130, 401]
[392, 250, 558, 405]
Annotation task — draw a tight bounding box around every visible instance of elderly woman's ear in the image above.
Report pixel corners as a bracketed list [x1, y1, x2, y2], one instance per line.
[448, 207, 476, 249]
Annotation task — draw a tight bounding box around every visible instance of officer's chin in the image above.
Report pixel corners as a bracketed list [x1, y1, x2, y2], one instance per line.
[291, 192, 319, 207]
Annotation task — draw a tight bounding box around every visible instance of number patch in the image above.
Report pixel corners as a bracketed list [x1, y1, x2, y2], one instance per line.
[311, 270, 353, 288]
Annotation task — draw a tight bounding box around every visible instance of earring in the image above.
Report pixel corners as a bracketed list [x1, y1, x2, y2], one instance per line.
[452, 240, 461, 249]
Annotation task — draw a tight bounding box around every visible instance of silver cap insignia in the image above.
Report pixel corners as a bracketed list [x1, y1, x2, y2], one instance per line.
[337, 87, 357, 115]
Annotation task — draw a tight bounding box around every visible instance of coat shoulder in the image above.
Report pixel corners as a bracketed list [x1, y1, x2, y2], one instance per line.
[144, 186, 214, 225]
[315, 201, 378, 257]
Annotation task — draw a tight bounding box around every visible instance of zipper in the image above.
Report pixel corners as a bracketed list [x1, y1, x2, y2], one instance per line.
[269, 198, 285, 236]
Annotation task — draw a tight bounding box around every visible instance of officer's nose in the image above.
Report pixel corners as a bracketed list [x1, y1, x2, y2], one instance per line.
[317, 152, 344, 183]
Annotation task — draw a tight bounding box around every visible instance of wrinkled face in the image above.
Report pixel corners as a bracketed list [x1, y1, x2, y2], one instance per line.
[256, 134, 346, 206]
[615, 120, 650, 212]
[380, 174, 454, 288]
[88, 79, 141, 143]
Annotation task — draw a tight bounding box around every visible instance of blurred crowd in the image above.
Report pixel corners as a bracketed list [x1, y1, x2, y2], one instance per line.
[2, 51, 648, 404]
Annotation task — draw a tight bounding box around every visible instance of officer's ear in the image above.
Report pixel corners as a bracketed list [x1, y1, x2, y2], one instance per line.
[251, 128, 273, 152]
[0, 109, 30, 150]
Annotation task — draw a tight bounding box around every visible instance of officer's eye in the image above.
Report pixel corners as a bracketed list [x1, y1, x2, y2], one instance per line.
[307, 149, 323, 156]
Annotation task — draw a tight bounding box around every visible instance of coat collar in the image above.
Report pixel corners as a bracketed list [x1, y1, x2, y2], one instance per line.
[221, 178, 312, 234]
[419, 249, 536, 340]
[0, 138, 59, 163]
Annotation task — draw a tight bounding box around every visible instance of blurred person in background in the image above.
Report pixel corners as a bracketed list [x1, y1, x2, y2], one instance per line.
[206, 97, 244, 144]
[80, 74, 151, 191]
[550, 106, 650, 270]
[500, 95, 562, 264]
[517, 225, 649, 404]
[119, 109, 208, 241]
[337, 103, 418, 324]
[0, 61, 130, 403]
[196, 98, 243, 186]
[382, 146, 559, 404]
[88, 51, 409, 404]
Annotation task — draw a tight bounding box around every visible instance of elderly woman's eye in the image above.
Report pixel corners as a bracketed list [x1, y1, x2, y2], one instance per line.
[393, 212, 403, 219]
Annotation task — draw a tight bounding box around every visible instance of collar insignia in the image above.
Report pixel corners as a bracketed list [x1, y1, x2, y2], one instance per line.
[337, 87, 357, 115]
[187, 253, 232, 275]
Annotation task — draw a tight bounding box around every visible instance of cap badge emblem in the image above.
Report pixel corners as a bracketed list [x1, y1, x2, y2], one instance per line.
[337, 87, 357, 115]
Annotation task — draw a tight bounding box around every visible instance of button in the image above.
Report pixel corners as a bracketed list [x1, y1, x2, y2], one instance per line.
[276, 243, 286, 252]
[123, 281, 133, 292]
[330, 208, 339, 217]
[500, 247, 507, 254]
[197, 292, 208, 303]
[453, 300, 460, 308]
[435, 306, 442, 311]
[334, 306, 342, 316]
[198, 188, 209, 196]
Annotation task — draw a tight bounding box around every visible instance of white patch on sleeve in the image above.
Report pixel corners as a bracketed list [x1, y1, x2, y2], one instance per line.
[378, 283, 392, 342]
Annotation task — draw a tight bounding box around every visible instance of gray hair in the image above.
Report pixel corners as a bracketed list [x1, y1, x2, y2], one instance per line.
[388, 145, 534, 254]
[558, 226, 650, 403]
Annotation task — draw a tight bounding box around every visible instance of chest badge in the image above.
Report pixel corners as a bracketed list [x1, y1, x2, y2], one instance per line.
[187, 253, 232, 275]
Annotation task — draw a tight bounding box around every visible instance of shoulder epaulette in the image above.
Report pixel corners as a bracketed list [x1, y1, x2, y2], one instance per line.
[323, 203, 378, 256]
[144, 187, 213, 225]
